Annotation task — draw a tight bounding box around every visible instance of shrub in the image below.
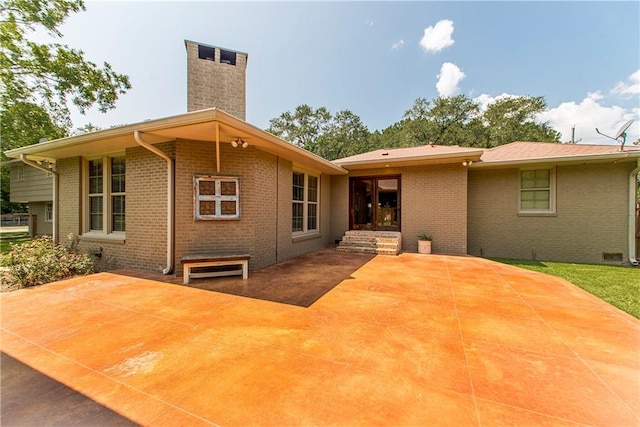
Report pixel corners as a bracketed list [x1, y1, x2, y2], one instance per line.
[5, 235, 95, 288]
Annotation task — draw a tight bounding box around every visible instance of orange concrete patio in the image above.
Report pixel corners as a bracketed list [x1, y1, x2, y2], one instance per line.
[1, 252, 638, 426]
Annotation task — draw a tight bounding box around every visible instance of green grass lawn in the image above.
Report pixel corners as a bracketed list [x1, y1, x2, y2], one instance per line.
[493, 258, 640, 319]
[0, 233, 31, 254]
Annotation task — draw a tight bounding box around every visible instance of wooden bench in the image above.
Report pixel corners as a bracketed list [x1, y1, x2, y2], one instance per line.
[181, 254, 250, 284]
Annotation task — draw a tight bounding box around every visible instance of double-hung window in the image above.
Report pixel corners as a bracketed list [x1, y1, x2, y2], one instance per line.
[292, 171, 319, 234]
[519, 167, 555, 214]
[45, 202, 53, 223]
[85, 156, 125, 235]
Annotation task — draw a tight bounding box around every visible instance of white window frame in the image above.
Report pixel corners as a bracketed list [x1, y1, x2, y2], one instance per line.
[45, 202, 53, 222]
[194, 175, 240, 220]
[292, 170, 320, 237]
[82, 155, 126, 240]
[518, 166, 556, 215]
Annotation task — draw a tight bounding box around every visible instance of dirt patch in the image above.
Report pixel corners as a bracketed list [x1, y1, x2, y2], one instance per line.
[0, 268, 21, 293]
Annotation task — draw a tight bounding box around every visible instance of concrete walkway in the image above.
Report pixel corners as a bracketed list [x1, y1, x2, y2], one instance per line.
[1, 252, 638, 426]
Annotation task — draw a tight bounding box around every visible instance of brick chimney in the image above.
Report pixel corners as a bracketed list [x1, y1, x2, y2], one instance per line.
[185, 40, 247, 120]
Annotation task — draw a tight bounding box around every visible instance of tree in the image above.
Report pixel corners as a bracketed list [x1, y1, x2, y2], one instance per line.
[1, 0, 131, 141]
[420, 95, 482, 146]
[267, 106, 371, 160]
[482, 96, 560, 147]
[316, 110, 370, 160]
[379, 95, 559, 150]
[1, 0, 131, 213]
[266, 104, 331, 153]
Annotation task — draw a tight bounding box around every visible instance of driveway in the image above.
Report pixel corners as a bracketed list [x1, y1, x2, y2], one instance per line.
[1, 251, 638, 426]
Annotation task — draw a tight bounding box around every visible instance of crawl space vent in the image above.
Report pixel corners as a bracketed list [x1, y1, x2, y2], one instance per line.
[602, 252, 623, 262]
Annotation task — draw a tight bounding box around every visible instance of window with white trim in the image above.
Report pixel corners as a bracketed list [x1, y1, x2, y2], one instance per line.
[85, 156, 125, 234]
[519, 167, 555, 214]
[194, 175, 240, 220]
[292, 171, 319, 234]
[45, 202, 53, 222]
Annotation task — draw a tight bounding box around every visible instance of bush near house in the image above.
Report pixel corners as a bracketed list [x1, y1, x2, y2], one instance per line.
[494, 258, 640, 319]
[3, 235, 94, 289]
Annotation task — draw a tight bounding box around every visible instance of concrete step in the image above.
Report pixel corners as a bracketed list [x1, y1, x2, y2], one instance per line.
[337, 230, 402, 256]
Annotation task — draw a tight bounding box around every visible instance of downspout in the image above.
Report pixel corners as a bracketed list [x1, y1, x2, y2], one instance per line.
[20, 154, 58, 242]
[134, 131, 175, 274]
[629, 161, 640, 266]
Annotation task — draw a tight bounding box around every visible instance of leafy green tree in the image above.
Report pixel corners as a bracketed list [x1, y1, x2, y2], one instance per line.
[420, 95, 481, 146]
[366, 121, 407, 150]
[268, 95, 562, 161]
[482, 96, 560, 147]
[1, 0, 131, 135]
[267, 106, 371, 160]
[1, 0, 131, 213]
[375, 95, 558, 150]
[266, 104, 331, 153]
[316, 110, 370, 160]
[1, 103, 66, 213]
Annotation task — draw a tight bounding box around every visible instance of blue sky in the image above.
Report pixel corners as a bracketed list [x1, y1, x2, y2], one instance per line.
[50, 1, 639, 144]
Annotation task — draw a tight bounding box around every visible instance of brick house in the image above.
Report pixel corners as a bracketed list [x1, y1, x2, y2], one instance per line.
[6, 40, 640, 273]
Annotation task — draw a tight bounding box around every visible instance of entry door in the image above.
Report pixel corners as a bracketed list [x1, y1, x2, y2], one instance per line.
[350, 176, 400, 231]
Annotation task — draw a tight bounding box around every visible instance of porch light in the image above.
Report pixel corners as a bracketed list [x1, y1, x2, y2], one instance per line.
[231, 138, 249, 148]
[462, 160, 473, 167]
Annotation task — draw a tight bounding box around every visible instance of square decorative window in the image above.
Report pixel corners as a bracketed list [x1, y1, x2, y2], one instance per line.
[519, 167, 555, 214]
[194, 176, 240, 220]
[292, 171, 320, 234]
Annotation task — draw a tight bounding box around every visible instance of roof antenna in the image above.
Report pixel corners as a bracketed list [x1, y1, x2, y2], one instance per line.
[595, 119, 633, 151]
[569, 125, 581, 144]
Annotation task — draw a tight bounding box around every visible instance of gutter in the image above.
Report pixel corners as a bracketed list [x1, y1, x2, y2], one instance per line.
[20, 154, 58, 242]
[334, 151, 484, 169]
[134, 131, 175, 274]
[629, 161, 640, 266]
[471, 151, 640, 169]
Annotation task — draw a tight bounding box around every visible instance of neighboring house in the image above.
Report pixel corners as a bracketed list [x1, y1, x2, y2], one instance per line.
[5, 40, 639, 273]
[5, 158, 54, 235]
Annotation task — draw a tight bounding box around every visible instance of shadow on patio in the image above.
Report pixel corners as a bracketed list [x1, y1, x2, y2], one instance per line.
[115, 246, 374, 307]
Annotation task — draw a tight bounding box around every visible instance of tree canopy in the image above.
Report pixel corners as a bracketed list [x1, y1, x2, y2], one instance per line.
[1, 0, 131, 148]
[1, 0, 131, 213]
[267, 105, 371, 161]
[267, 95, 561, 161]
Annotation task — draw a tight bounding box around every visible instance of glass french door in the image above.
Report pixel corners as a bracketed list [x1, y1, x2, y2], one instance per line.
[349, 176, 400, 231]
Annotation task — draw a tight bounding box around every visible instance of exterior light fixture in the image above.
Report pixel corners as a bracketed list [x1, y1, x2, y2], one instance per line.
[231, 138, 248, 148]
[462, 160, 473, 167]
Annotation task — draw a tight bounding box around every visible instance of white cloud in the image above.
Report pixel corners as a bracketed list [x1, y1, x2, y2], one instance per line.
[611, 69, 640, 96]
[419, 19, 454, 53]
[474, 93, 519, 112]
[391, 39, 405, 50]
[436, 62, 465, 96]
[537, 92, 639, 144]
[473, 90, 639, 144]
